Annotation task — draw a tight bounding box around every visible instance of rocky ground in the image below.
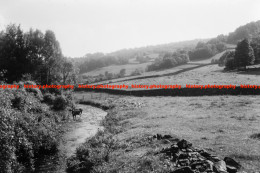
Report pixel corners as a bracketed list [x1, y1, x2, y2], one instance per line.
[153, 134, 242, 173]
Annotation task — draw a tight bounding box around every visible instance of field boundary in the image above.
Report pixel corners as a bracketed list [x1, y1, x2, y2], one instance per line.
[75, 87, 260, 97]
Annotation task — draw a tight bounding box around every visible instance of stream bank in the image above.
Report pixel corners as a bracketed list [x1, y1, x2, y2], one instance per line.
[34, 105, 107, 173]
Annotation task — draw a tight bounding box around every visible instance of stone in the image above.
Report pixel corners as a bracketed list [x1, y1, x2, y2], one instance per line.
[199, 150, 211, 158]
[224, 157, 241, 170]
[163, 134, 173, 139]
[179, 153, 189, 159]
[172, 166, 194, 173]
[226, 165, 237, 173]
[177, 139, 192, 149]
[214, 160, 228, 173]
[156, 134, 162, 140]
[178, 159, 190, 166]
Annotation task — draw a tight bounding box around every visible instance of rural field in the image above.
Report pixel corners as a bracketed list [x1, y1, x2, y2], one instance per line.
[108, 63, 260, 88]
[73, 56, 260, 172]
[1, 1, 260, 172]
[74, 92, 260, 172]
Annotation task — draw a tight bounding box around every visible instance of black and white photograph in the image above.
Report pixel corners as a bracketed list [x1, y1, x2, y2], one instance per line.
[0, 0, 260, 172]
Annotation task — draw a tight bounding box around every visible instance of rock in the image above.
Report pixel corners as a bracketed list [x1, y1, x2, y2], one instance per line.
[179, 153, 189, 159]
[199, 149, 211, 158]
[205, 160, 214, 171]
[210, 155, 222, 162]
[172, 166, 194, 173]
[178, 159, 190, 166]
[163, 134, 172, 139]
[177, 139, 192, 149]
[226, 165, 237, 173]
[156, 135, 242, 173]
[214, 160, 228, 173]
[224, 157, 241, 170]
[156, 134, 162, 140]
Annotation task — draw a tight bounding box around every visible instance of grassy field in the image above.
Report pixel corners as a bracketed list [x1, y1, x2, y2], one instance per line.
[73, 92, 260, 172]
[110, 64, 260, 88]
[85, 50, 243, 86]
[91, 63, 201, 85]
[82, 60, 152, 77]
[189, 50, 228, 64]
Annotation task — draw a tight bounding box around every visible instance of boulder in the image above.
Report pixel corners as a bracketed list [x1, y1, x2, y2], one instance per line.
[213, 160, 228, 173]
[177, 139, 192, 149]
[224, 157, 241, 170]
[172, 166, 194, 173]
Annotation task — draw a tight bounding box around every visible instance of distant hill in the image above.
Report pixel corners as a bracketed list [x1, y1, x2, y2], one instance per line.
[108, 38, 209, 59]
[75, 20, 260, 75]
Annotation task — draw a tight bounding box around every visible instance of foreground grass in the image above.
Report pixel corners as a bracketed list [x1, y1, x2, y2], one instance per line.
[70, 93, 260, 172]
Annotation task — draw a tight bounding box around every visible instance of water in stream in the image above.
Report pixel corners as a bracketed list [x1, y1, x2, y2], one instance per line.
[34, 105, 107, 173]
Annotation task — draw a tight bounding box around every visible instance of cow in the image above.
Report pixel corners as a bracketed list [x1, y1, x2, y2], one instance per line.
[69, 108, 83, 120]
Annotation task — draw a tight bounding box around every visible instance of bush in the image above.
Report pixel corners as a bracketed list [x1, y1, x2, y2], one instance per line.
[189, 47, 214, 61]
[46, 82, 62, 95]
[211, 59, 219, 64]
[23, 81, 43, 100]
[53, 95, 68, 110]
[130, 68, 143, 76]
[225, 57, 235, 70]
[66, 131, 118, 173]
[147, 52, 189, 71]
[0, 86, 60, 172]
[218, 50, 235, 67]
[43, 93, 55, 105]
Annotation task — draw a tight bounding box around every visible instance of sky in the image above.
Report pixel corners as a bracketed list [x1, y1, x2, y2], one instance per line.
[0, 0, 260, 57]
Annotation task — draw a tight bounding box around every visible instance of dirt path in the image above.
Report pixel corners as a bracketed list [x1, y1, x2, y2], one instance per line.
[62, 105, 107, 157]
[35, 105, 107, 173]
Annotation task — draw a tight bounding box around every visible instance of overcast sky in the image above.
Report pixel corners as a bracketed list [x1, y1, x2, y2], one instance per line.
[0, 0, 259, 57]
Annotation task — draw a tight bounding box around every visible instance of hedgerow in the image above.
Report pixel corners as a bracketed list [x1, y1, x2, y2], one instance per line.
[0, 82, 69, 173]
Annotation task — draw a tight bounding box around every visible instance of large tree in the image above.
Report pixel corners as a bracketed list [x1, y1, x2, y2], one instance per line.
[0, 24, 65, 84]
[0, 24, 28, 82]
[234, 38, 255, 69]
[60, 58, 74, 85]
[42, 30, 63, 84]
[250, 35, 260, 64]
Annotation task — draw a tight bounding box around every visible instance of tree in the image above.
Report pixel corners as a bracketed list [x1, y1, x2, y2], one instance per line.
[225, 57, 235, 70]
[234, 39, 255, 69]
[42, 30, 62, 84]
[0, 24, 28, 82]
[250, 35, 260, 64]
[218, 50, 235, 67]
[119, 69, 126, 77]
[60, 58, 74, 85]
[24, 29, 45, 82]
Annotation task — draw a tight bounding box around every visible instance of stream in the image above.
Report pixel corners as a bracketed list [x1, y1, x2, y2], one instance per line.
[34, 104, 107, 173]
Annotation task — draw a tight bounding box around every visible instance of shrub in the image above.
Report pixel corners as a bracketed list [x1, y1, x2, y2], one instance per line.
[218, 50, 235, 67]
[66, 131, 119, 173]
[23, 81, 43, 100]
[0, 87, 60, 172]
[46, 82, 62, 95]
[130, 68, 143, 76]
[189, 47, 214, 61]
[211, 59, 218, 64]
[53, 95, 68, 110]
[225, 57, 235, 70]
[43, 93, 55, 105]
[147, 52, 189, 71]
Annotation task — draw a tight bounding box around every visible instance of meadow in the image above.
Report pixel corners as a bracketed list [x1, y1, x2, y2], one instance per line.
[73, 92, 260, 172]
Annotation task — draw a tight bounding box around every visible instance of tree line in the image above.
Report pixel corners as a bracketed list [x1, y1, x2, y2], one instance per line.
[0, 24, 77, 84]
[147, 50, 190, 71]
[218, 36, 260, 70]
